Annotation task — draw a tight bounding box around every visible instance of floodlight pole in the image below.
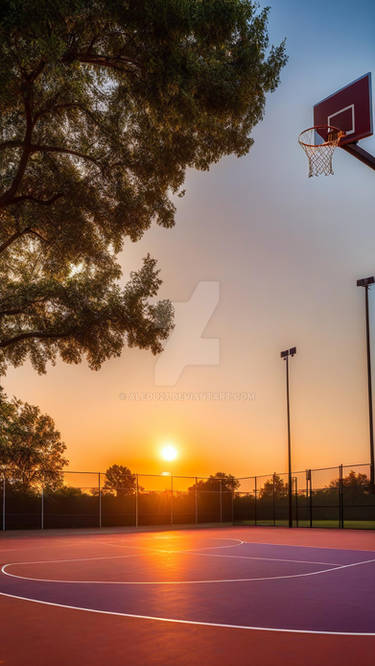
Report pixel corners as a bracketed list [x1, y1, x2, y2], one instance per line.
[281, 347, 297, 527]
[357, 277, 375, 488]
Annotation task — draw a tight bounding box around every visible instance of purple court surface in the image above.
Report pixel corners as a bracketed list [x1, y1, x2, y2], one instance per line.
[0, 526, 374, 665]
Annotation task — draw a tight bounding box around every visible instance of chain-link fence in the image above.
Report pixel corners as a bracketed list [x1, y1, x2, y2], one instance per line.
[234, 464, 375, 529]
[1, 464, 374, 530]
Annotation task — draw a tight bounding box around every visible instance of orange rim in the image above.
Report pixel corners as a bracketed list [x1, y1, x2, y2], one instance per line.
[298, 125, 345, 148]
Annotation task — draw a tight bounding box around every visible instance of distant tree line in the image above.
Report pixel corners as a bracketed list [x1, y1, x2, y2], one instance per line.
[0, 390, 372, 530]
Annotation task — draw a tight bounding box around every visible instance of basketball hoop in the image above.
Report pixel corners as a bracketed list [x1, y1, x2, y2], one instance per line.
[298, 126, 345, 177]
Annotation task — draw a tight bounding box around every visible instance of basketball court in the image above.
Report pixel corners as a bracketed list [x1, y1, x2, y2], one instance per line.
[1, 10, 375, 666]
[1, 526, 374, 665]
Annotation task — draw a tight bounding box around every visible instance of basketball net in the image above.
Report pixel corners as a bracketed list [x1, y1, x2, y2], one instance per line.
[298, 126, 345, 177]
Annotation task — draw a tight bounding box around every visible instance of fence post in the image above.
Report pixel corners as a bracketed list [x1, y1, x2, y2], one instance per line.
[254, 476, 257, 526]
[41, 486, 44, 529]
[194, 477, 198, 524]
[294, 477, 298, 528]
[219, 478, 223, 523]
[231, 489, 234, 525]
[135, 475, 139, 528]
[339, 464, 344, 528]
[98, 472, 102, 528]
[308, 469, 313, 527]
[272, 473, 276, 526]
[2, 477, 5, 532]
[170, 475, 174, 525]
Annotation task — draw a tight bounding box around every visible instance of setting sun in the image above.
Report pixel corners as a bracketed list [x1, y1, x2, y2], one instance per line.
[161, 444, 178, 462]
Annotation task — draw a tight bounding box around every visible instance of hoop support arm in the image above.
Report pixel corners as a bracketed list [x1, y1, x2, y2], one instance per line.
[341, 143, 375, 171]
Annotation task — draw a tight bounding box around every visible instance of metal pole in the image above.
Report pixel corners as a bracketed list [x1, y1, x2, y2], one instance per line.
[285, 356, 293, 527]
[254, 476, 257, 526]
[135, 474, 139, 528]
[272, 473, 276, 526]
[305, 469, 308, 526]
[339, 464, 344, 528]
[41, 486, 44, 529]
[2, 477, 5, 531]
[294, 477, 298, 528]
[309, 470, 313, 528]
[219, 479, 223, 523]
[194, 477, 198, 524]
[365, 286, 375, 488]
[170, 475, 173, 525]
[98, 472, 102, 528]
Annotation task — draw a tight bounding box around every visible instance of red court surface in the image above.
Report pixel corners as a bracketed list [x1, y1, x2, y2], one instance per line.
[0, 526, 374, 665]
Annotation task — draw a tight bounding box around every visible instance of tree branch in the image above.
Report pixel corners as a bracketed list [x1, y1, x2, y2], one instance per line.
[0, 228, 32, 254]
[12, 193, 64, 207]
[29, 144, 100, 166]
[69, 52, 140, 74]
[0, 86, 34, 207]
[0, 295, 58, 317]
[0, 329, 75, 349]
[0, 140, 23, 152]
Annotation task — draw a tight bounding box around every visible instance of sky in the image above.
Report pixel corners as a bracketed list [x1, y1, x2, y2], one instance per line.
[4, 0, 375, 481]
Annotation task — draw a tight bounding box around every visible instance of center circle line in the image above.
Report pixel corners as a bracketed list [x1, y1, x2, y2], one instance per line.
[2, 556, 374, 586]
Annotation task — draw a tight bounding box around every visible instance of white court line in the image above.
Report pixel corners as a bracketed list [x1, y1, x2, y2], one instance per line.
[0, 536, 245, 565]
[1, 553, 143, 567]
[2, 555, 374, 586]
[0, 589, 374, 637]
[239, 539, 375, 553]
[104, 537, 245, 553]
[188, 551, 342, 566]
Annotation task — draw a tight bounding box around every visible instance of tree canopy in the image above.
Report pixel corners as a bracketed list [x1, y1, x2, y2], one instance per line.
[189, 472, 240, 492]
[0, 0, 287, 374]
[330, 470, 370, 493]
[103, 463, 136, 496]
[0, 389, 67, 490]
[259, 474, 288, 498]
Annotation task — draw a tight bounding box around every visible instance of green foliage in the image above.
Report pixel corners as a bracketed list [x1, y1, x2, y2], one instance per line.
[329, 470, 370, 493]
[0, 0, 286, 374]
[189, 471, 240, 492]
[0, 389, 67, 490]
[103, 463, 136, 496]
[259, 474, 288, 499]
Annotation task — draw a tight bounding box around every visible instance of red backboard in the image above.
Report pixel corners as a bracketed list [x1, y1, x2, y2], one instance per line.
[314, 73, 373, 146]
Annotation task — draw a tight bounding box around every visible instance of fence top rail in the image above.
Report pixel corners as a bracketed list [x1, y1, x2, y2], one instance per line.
[310, 464, 368, 473]
[3, 462, 372, 487]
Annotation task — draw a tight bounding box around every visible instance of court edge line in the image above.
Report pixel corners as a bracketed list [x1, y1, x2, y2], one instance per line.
[2, 557, 374, 586]
[0, 590, 374, 637]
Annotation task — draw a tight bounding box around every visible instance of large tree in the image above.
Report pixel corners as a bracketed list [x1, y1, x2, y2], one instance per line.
[189, 472, 240, 492]
[0, 0, 286, 374]
[329, 470, 370, 494]
[0, 390, 68, 490]
[103, 464, 136, 496]
[259, 474, 288, 499]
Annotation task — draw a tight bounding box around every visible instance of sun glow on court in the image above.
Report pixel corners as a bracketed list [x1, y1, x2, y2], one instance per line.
[161, 444, 178, 462]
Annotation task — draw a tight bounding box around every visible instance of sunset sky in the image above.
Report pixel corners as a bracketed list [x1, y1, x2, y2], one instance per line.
[4, 0, 375, 479]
